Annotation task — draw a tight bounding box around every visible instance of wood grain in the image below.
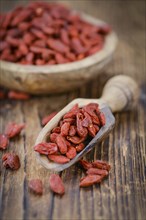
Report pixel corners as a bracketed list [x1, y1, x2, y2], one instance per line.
[0, 1, 146, 220]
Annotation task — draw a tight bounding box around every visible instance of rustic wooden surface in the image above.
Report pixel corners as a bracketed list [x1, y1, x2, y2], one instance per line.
[0, 1, 146, 220]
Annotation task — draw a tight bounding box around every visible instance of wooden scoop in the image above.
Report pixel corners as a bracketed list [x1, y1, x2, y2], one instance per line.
[35, 75, 139, 171]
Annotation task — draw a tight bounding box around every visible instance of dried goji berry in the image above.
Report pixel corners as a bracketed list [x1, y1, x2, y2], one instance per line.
[2, 153, 20, 170]
[34, 142, 58, 155]
[48, 154, 70, 164]
[29, 179, 43, 195]
[94, 125, 99, 133]
[26, 52, 34, 63]
[2, 12, 13, 29]
[6, 36, 22, 47]
[19, 44, 29, 56]
[98, 112, 106, 126]
[69, 125, 76, 136]
[77, 53, 85, 60]
[88, 44, 103, 55]
[61, 122, 70, 137]
[11, 9, 32, 26]
[76, 143, 85, 152]
[67, 135, 86, 145]
[18, 22, 31, 31]
[86, 168, 109, 177]
[65, 140, 72, 147]
[50, 133, 58, 143]
[49, 174, 65, 195]
[41, 26, 54, 35]
[47, 39, 69, 53]
[76, 112, 87, 137]
[33, 39, 46, 48]
[56, 135, 67, 154]
[23, 33, 35, 45]
[63, 104, 79, 119]
[51, 126, 61, 133]
[92, 160, 111, 171]
[88, 124, 97, 137]
[31, 28, 47, 40]
[0, 41, 8, 52]
[71, 37, 86, 54]
[42, 112, 57, 126]
[35, 59, 45, 65]
[5, 122, 25, 138]
[79, 175, 102, 187]
[82, 112, 92, 127]
[60, 29, 70, 45]
[8, 91, 30, 100]
[79, 160, 93, 170]
[0, 134, 9, 150]
[66, 146, 77, 159]
[63, 118, 75, 124]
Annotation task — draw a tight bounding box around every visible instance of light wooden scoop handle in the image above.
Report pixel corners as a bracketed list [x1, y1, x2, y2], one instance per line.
[100, 75, 139, 113]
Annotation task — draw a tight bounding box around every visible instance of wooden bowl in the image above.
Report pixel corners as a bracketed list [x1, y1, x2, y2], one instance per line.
[0, 13, 118, 94]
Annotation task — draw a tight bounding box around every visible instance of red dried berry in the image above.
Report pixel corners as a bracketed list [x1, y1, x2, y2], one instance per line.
[92, 160, 111, 171]
[48, 155, 70, 164]
[86, 168, 109, 177]
[88, 124, 97, 137]
[56, 135, 67, 154]
[79, 160, 93, 170]
[29, 179, 43, 195]
[76, 112, 87, 137]
[8, 91, 30, 100]
[49, 174, 65, 195]
[61, 122, 70, 137]
[5, 122, 25, 138]
[50, 133, 58, 143]
[68, 125, 76, 136]
[66, 146, 77, 159]
[63, 104, 79, 119]
[76, 143, 85, 152]
[82, 112, 92, 127]
[47, 39, 69, 53]
[2, 153, 20, 170]
[0, 134, 9, 150]
[42, 112, 57, 126]
[51, 126, 61, 133]
[34, 142, 58, 155]
[67, 135, 86, 145]
[99, 112, 106, 126]
[79, 175, 102, 187]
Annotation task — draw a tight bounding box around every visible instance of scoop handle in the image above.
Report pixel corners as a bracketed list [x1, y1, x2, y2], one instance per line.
[100, 75, 139, 113]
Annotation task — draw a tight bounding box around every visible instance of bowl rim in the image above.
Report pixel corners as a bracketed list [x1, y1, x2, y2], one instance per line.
[0, 12, 118, 74]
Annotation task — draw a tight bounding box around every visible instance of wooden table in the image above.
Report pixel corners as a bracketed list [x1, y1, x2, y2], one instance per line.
[0, 1, 145, 220]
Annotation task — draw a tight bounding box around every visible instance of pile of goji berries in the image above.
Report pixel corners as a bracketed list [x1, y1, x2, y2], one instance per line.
[79, 159, 110, 187]
[0, 2, 111, 65]
[34, 103, 105, 164]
